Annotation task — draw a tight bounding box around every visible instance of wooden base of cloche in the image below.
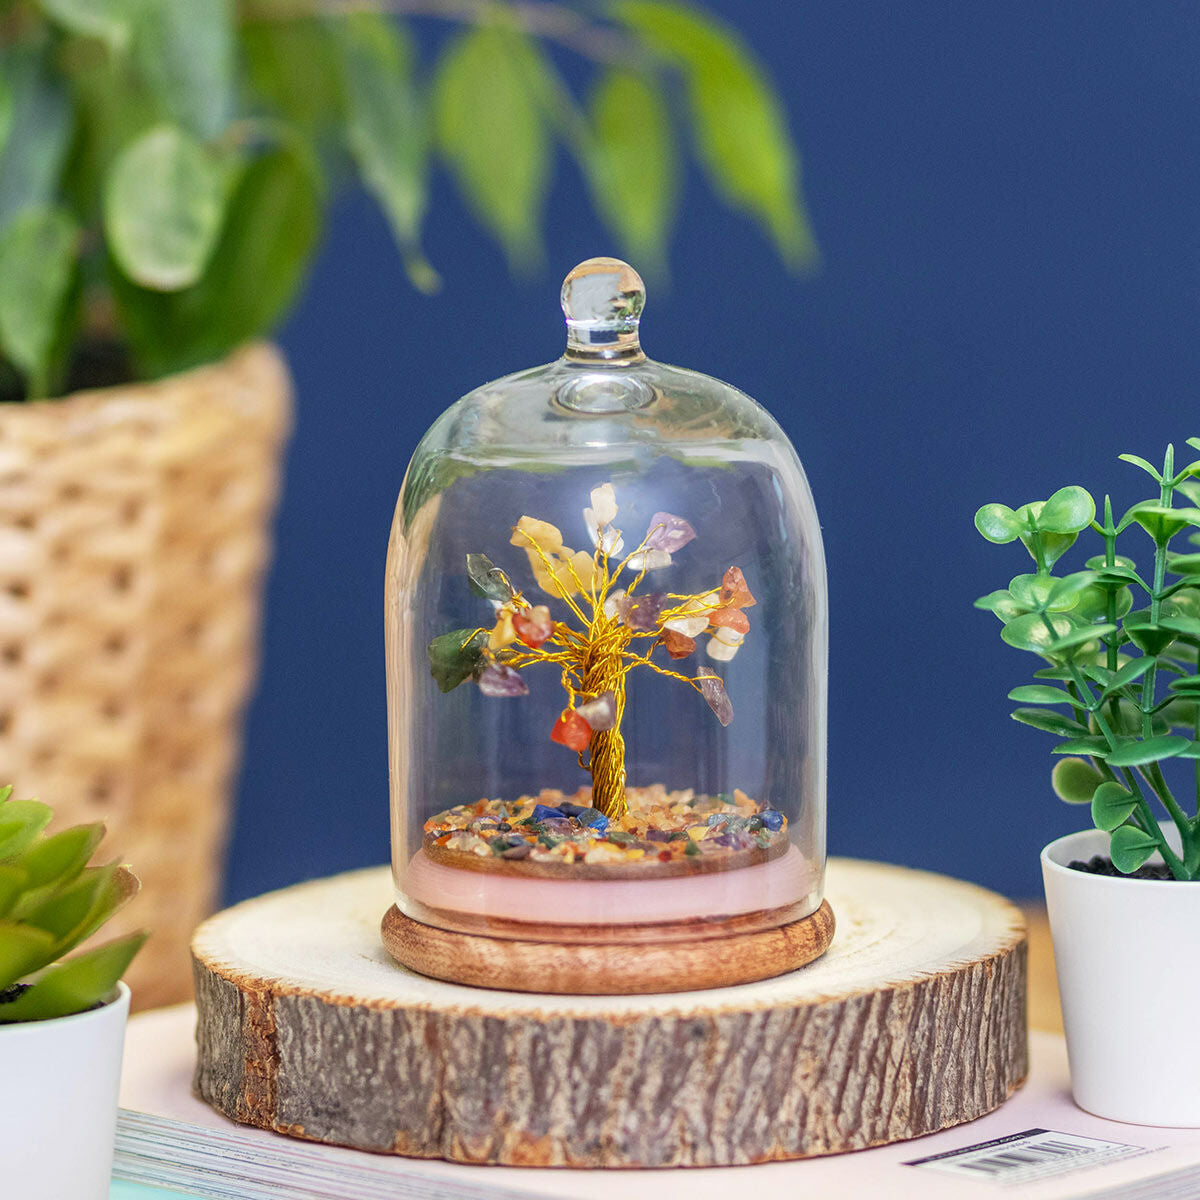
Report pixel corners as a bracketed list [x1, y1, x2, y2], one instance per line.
[381, 899, 835, 994]
[191, 860, 1028, 1168]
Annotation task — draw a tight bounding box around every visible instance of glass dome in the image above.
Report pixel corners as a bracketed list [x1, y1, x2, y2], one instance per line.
[384, 258, 828, 989]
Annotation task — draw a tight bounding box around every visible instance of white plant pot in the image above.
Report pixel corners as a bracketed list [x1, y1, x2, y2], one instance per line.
[1042, 827, 1200, 1126]
[0, 982, 130, 1199]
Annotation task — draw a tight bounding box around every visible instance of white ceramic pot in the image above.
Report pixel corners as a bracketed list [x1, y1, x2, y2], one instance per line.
[0, 982, 130, 1199]
[1042, 827, 1200, 1126]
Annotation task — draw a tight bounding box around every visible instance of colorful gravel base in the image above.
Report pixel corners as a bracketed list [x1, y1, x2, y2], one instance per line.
[423, 784, 787, 871]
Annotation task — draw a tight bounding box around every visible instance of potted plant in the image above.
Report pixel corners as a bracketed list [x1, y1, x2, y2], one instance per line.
[974, 440, 1200, 1126]
[0, 0, 811, 1006]
[0, 785, 147, 1199]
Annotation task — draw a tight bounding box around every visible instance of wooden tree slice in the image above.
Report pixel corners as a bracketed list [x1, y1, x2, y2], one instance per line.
[192, 859, 1027, 1168]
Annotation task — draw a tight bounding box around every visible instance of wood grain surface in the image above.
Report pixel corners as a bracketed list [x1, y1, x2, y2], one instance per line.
[381, 900, 834, 993]
[192, 859, 1028, 1168]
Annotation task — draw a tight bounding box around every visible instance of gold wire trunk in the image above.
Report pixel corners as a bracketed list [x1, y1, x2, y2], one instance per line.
[583, 648, 628, 818]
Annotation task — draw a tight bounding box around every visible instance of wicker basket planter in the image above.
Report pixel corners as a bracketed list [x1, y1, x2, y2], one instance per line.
[0, 344, 291, 1008]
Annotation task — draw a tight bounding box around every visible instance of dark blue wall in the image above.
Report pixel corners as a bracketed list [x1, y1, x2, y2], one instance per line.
[225, 3, 1200, 904]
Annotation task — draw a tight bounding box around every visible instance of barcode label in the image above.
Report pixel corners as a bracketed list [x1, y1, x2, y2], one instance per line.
[905, 1127, 1152, 1186]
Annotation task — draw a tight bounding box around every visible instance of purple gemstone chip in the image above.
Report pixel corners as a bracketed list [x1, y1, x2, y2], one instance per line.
[644, 512, 696, 554]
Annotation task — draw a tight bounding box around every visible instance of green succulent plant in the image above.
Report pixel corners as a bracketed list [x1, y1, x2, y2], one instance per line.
[0, 0, 813, 399]
[974, 441, 1200, 881]
[0, 785, 146, 1021]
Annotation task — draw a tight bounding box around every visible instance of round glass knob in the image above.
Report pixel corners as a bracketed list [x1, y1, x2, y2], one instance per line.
[561, 257, 645, 362]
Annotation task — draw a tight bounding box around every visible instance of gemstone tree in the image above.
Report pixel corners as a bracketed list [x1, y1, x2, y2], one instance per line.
[429, 482, 757, 818]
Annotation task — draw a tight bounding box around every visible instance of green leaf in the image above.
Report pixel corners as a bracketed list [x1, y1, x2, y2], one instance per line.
[1044, 623, 1117, 657]
[466, 554, 513, 603]
[38, 0, 133, 51]
[1000, 611, 1074, 654]
[1124, 609, 1176, 657]
[1008, 684, 1074, 705]
[134, 0, 234, 141]
[114, 143, 321, 377]
[1106, 698, 1168, 738]
[617, 0, 814, 266]
[1108, 825, 1160, 874]
[0, 207, 78, 395]
[17, 864, 138, 959]
[1158, 615, 1200, 640]
[1051, 757, 1103, 804]
[0, 41, 72, 231]
[1091, 781, 1138, 832]
[428, 629, 488, 693]
[1164, 588, 1200, 618]
[335, 13, 434, 291]
[1098, 657, 1154, 695]
[1071, 582, 1134, 622]
[0, 73, 14, 161]
[1052, 736, 1110, 757]
[586, 68, 677, 272]
[1046, 571, 1099, 609]
[974, 503, 1021, 543]
[105, 124, 231, 291]
[1037, 486, 1095, 533]
[12, 823, 104, 891]
[1010, 708, 1089, 737]
[1104, 735, 1191, 767]
[0, 922, 57, 991]
[0, 931, 147, 1021]
[1029, 531, 1079, 568]
[1085, 554, 1138, 572]
[0, 799, 53, 861]
[434, 25, 551, 267]
[1124, 502, 1200, 544]
[974, 589, 1026, 620]
[242, 17, 346, 141]
[1008, 573, 1055, 611]
[1118, 453, 1162, 483]
[1166, 552, 1200, 576]
[1156, 698, 1198, 730]
[1168, 675, 1200, 695]
[0, 864, 27, 917]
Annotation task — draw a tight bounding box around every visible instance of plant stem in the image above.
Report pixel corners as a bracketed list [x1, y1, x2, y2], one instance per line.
[1103, 496, 1119, 676]
[1141, 447, 1175, 739]
[1141, 761, 1190, 840]
[1040, 613, 1187, 875]
[1195, 643, 1200, 826]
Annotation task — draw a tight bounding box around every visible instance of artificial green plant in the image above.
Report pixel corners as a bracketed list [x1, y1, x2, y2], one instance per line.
[0, 0, 814, 398]
[0, 785, 146, 1021]
[975, 441, 1200, 880]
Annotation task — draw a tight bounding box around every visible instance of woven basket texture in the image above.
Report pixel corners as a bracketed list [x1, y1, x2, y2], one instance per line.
[0, 343, 291, 1009]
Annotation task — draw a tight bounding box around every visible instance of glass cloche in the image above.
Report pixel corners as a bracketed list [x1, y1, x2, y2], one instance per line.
[383, 258, 830, 993]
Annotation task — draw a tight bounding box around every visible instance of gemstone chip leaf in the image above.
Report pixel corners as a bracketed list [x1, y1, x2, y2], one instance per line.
[428, 629, 488, 693]
[466, 553, 513, 603]
[513, 604, 553, 648]
[720, 566, 756, 609]
[550, 710, 592, 751]
[697, 668, 734, 726]
[644, 511, 696, 554]
[476, 663, 529, 697]
[577, 690, 617, 731]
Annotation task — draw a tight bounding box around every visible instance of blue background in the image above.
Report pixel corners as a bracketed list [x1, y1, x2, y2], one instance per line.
[225, 3, 1200, 904]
